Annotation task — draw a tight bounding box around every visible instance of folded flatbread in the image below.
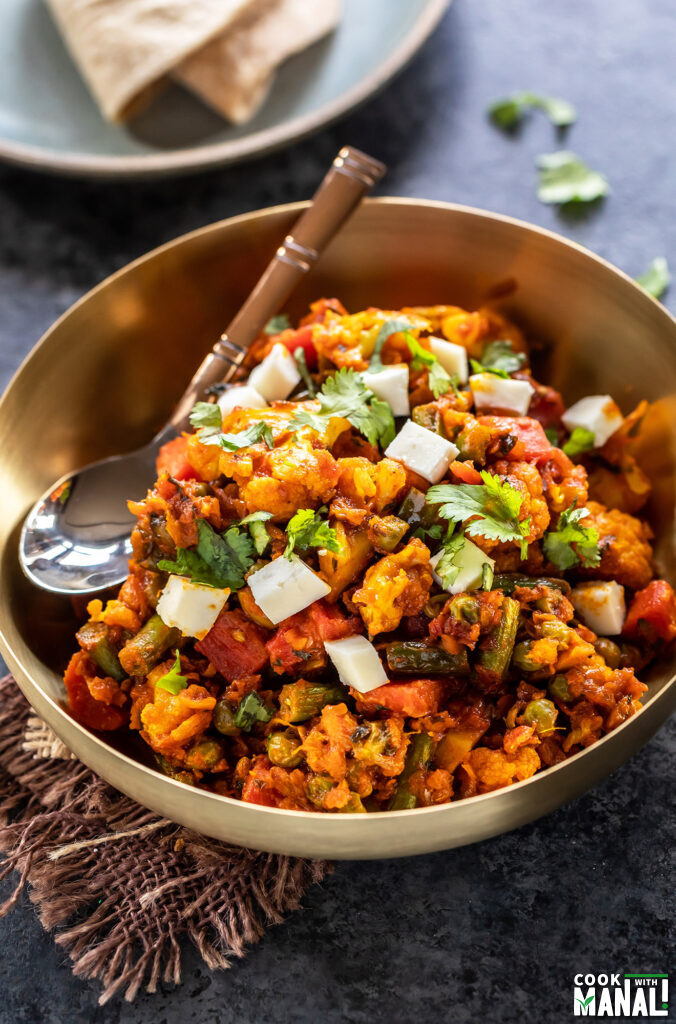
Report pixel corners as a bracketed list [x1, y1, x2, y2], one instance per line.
[175, 0, 342, 124]
[45, 0, 263, 121]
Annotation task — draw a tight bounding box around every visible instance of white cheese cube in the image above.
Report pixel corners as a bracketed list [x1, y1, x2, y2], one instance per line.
[248, 343, 301, 401]
[157, 576, 230, 641]
[571, 581, 626, 636]
[430, 538, 495, 595]
[324, 635, 388, 693]
[217, 385, 268, 416]
[385, 419, 459, 483]
[561, 395, 623, 448]
[247, 555, 330, 625]
[428, 336, 469, 384]
[469, 373, 534, 415]
[361, 364, 410, 416]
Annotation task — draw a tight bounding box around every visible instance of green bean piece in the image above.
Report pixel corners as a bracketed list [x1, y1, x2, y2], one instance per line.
[397, 487, 427, 527]
[512, 640, 541, 673]
[389, 733, 437, 810]
[306, 774, 336, 807]
[278, 680, 348, 723]
[523, 698, 559, 735]
[448, 594, 480, 624]
[593, 637, 622, 669]
[385, 641, 470, 676]
[475, 596, 520, 683]
[154, 754, 195, 786]
[366, 515, 409, 553]
[213, 698, 240, 736]
[76, 621, 126, 681]
[267, 730, 303, 768]
[548, 674, 572, 702]
[493, 573, 571, 596]
[412, 403, 442, 433]
[119, 614, 181, 677]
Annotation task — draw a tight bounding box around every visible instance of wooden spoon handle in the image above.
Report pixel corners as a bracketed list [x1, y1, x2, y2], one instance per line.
[169, 146, 385, 432]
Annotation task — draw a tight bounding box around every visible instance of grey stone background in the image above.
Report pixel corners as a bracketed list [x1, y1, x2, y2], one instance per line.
[0, 0, 674, 1021]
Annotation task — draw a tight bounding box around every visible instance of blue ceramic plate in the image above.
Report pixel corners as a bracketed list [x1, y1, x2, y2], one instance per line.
[0, 0, 449, 178]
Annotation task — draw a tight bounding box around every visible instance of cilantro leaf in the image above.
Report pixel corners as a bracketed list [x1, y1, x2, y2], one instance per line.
[290, 367, 395, 449]
[284, 507, 340, 559]
[544, 427, 559, 446]
[470, 358, 510, 380]
[264, 314, 291, 335]
[294, 346, 316, 397]
[156, 651, 188, 695]
[158, 519, 255, 590]
[536, 151, 609, 205]
[215, 421, 274, 451]
[426, 470, 530, 558]
[239, 511, 274, 555]
[405, 333, 453, 398]
[234, 692, 273, 731]
[543, 504, 600, 570]
[369, 318, 416, 372]
[434, 532, 466, 589]
[474, 340, 527, 376]
[636, 257, 670, 300]
[189, 401, 222, 430]
[562, 426, 595, 457]
[489, 92, 577, 129]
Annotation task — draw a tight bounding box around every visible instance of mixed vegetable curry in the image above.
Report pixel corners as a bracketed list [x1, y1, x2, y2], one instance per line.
[64, 299, 676, 812]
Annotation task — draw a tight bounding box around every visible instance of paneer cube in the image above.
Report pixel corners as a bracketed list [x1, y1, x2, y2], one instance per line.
[469, 373, 534, 415]
[571, 581, 626, 636]
[430, 538, 495, 595]
[324, 635, 388, 693]
[561, 395, 624, 448]
[217, 385, 268, 416]
[247, 555, 331, 624]
[361, 364, 410, 416]
[385, 419, 459, 483]
[157, 576, 230, 641]
[248, 343, 301, 401]
[428, 336, 469, 384]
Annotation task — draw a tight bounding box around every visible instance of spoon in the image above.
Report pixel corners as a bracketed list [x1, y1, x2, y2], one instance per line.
[20, 147, 385, 596]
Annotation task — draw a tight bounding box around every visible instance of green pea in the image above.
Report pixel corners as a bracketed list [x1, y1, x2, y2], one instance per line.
[512, 640, 540, 672]
[213, 698, 239, 736]
[523, 698, 559, 735]
[266, 730, 303, 768]
[548, 674, 572, 703]
[185, 739, 224, 771]
[593, 637, 622, 670]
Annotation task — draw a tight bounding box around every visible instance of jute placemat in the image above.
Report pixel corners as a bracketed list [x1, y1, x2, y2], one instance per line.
[0, 674, 328, 1004]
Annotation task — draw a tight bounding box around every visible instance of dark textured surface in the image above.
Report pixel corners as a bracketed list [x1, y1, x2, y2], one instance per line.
[0, 0, 674, 1020]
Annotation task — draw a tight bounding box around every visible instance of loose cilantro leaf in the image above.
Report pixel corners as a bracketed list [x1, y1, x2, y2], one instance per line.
[156, 651, 188, 695]
[544, 427, 559, 446]
[434, 532, 466, 590]
[536, 151, 609, 205]
[234, 692, 273, 731]
[543, 504, 600, 570]
[294, 346, 316, 397]
[215, 421, 275, 451]
[562, 426, 595, 457]
[426, 470, 530, 558]
[189, 401, 222, 430]
[239, 511, 274, 555]
[405, 333, 453, 398]
[264, 314, 291, 335]
[475, 340, 527, 375]
[290, 367, 395, 449]
[636, 257, 670, 300]
[488, 92, 577, 129]
[369, 318, 415, 372]
[158, 519, 254, 590]
[284, 507, 340, 559]
[470, 358, 510, 380]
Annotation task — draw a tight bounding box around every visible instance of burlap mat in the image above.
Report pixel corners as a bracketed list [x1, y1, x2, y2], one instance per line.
[0, 675, 328, 1004]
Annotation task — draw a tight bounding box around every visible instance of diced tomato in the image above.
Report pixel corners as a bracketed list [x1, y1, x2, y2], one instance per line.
[449, 460, 482, 484]
[267, 600, 360, 675]
[519, 380, 565, 429]
[156, 436, 200, 481]
[353, 678, 447, 717]
[276, 325, 317, 370]
[479, 416, 554, 462]
[623, 580, 676, 643]
[241, 775, 282, 807]
[196, 609, 269, 681]
[63, 653, 127, 731]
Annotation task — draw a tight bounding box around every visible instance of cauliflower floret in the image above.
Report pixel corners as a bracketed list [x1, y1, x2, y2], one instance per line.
[582, 500, 654, 590]
[353, 538, 433, 636]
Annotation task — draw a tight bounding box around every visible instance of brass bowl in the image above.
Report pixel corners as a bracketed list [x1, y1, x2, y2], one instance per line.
[1, 199, 674, 859]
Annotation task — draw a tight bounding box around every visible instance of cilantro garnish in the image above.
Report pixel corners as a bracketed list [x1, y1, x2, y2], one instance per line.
[158, 519, 255, 590]
[562, 426, 595, 457]
[294, 346, 316, 397]
[434, 532, 466, 590]
[284, 508, 340, 559]
[636, 257, 670, 300]
[543, 504, 600, 570]
[264, 314, 291, 335]
[426, 470, 531, 558]
[234, 692, 273, 731]
[219, 421, 274, 451]
[156, 651, 188, 695]
[536, 151, 609, 205]
[239, 511, 274, 555]
[488, 92, 576, 130]
[471, 340, 527, 377]
[544, 427, 559, 446]
[369, 318, 416, 372]
[404, 333, 454, 399]
[189, 401, 222, 430]
[289, 367, 395, 448]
